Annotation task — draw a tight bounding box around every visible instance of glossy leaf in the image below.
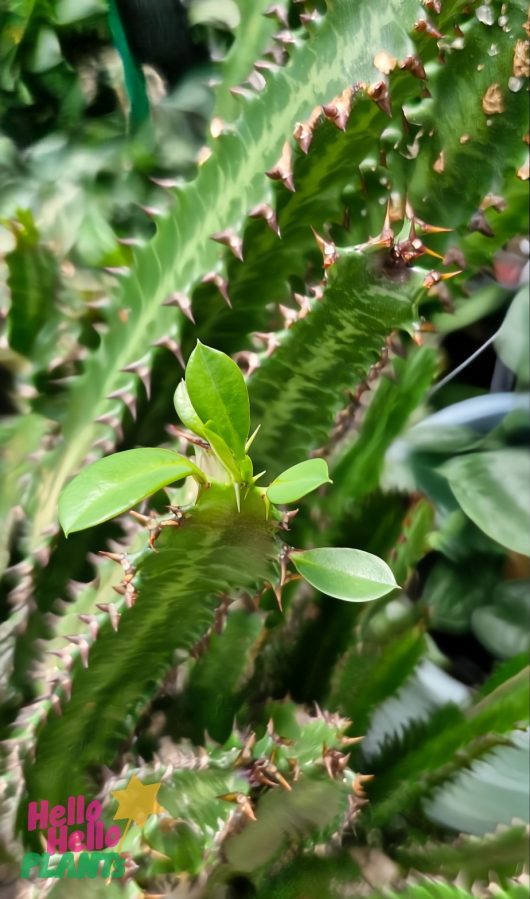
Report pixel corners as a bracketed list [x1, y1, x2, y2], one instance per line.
[186, 342, 250, 460]
[291, 547, 398, 602]
[495, 288, 530, 388]
[266, 459, 331, 505]
[442, 449, 530, 557]
[59, 448, 203, 535]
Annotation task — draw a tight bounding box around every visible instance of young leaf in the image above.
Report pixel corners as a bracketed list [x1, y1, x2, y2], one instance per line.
[202, 425, 242, 483]
[59, 448, 204, 535]
[185, 342, 250, 460]
[291, 547, 398, 602]
[174, 380, 207, 438]
[267, 459, 331, 505]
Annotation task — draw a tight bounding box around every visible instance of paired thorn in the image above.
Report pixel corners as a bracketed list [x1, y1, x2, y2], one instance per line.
[322, 87, 353, 131]
[152, 337, 185, 369]
[401, 54, 427, 80]
[168, 424, 209, 449]
[234, 351, 261, 377]
[367, 81, 392, 117]
[311, 227, 338, 269]
[300, 10, 319, 27]
[65, 635, 90, 669]
[96, 602, 121, 632]
[293, 121, 313, 154]
[280, 508, 299, 531]
[423, 269, 462, 289]
[249, 203, 281, 237]
[252, 331, 280, 356]
[78, 614, 99, 640]
[107, 387, 137, 421]
[120, 358, 151, 399]
[229, 85, 253, 102]
[94, 413, 123, 442]
[210, 229, 244, 261]
[273, 30, 297, 48]
[202, 272, 232, 308]
[264, 3, 289, 27]
[266, 141, 295, 192]
[98, 550, 123, 565]
[414, 18, 444, 39]
[163, 292, 195, 323]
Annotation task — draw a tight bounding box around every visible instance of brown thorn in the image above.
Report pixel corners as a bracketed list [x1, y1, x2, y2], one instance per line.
[98, 551, 123, 564]
[311, 227, 338, 269]
[202, 272, 232, 308]
[78, 614, 99, 640]
[65, 636, 90, 669]
[414, 18, 443, 39]
[249, 203, 281, 237]
[151, 337, 185, 369]
[252, 330, 280, 356]
[96, 602, 121, 632]
[266, 141, 295, 192]
[120, 359, 151, 399]
[300, 10, 319, 26]
[264, 4, 289, 27]
[162, 292, 195, 323]
[129, 510, 151, 526]
[229, 85, 253, 101]
[254, 59, 280, 74]
[94, 413, 123, 442]
[106, 387, 137, 421]
[233, 351, 261, 377]
[322, 87, 353, 132]
[167, 424, 209, 449]
[367, 81, 392, 117]
[293, 121, 313, 154]
[400, 54, 427, 80]
[273, 30, 297, 47]
[211, 229, 244, 261]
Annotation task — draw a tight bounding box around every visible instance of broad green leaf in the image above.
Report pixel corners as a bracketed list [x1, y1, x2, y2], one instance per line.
[495, 288, 530, 388]
[472, 581, 530, 659]
[174, 380, 207, 438]
[186, 342, 250, 460]
[442, 449, 530, 557]
[27, 27, 62, 73]
[59, 448, 203, 535]
[291, 547, 398, 602]
[267, 459, 331, 505]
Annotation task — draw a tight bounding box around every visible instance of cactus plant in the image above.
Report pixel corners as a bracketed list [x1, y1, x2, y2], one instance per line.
[0, 0, 529, 897]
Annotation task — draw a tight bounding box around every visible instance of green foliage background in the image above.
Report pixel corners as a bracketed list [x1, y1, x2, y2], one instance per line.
[0, 1, 528, 897]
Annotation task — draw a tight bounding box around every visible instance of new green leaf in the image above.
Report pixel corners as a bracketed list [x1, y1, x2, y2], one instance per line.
[174, 380, 207, 438]
[186, 342, 250, 460]
[267, 459, 331, 505]
[291, 547, 398, 602]
[59, 448, 203, 535]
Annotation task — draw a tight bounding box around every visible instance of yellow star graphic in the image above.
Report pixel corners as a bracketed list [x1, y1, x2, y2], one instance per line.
[111, 774, 164, 848]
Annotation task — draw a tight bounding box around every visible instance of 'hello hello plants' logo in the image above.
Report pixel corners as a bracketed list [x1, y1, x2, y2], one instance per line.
[21, 775, 164, 880]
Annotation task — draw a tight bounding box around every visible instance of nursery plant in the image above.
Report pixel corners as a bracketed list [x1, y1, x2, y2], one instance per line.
[0, 1, 529, 897]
